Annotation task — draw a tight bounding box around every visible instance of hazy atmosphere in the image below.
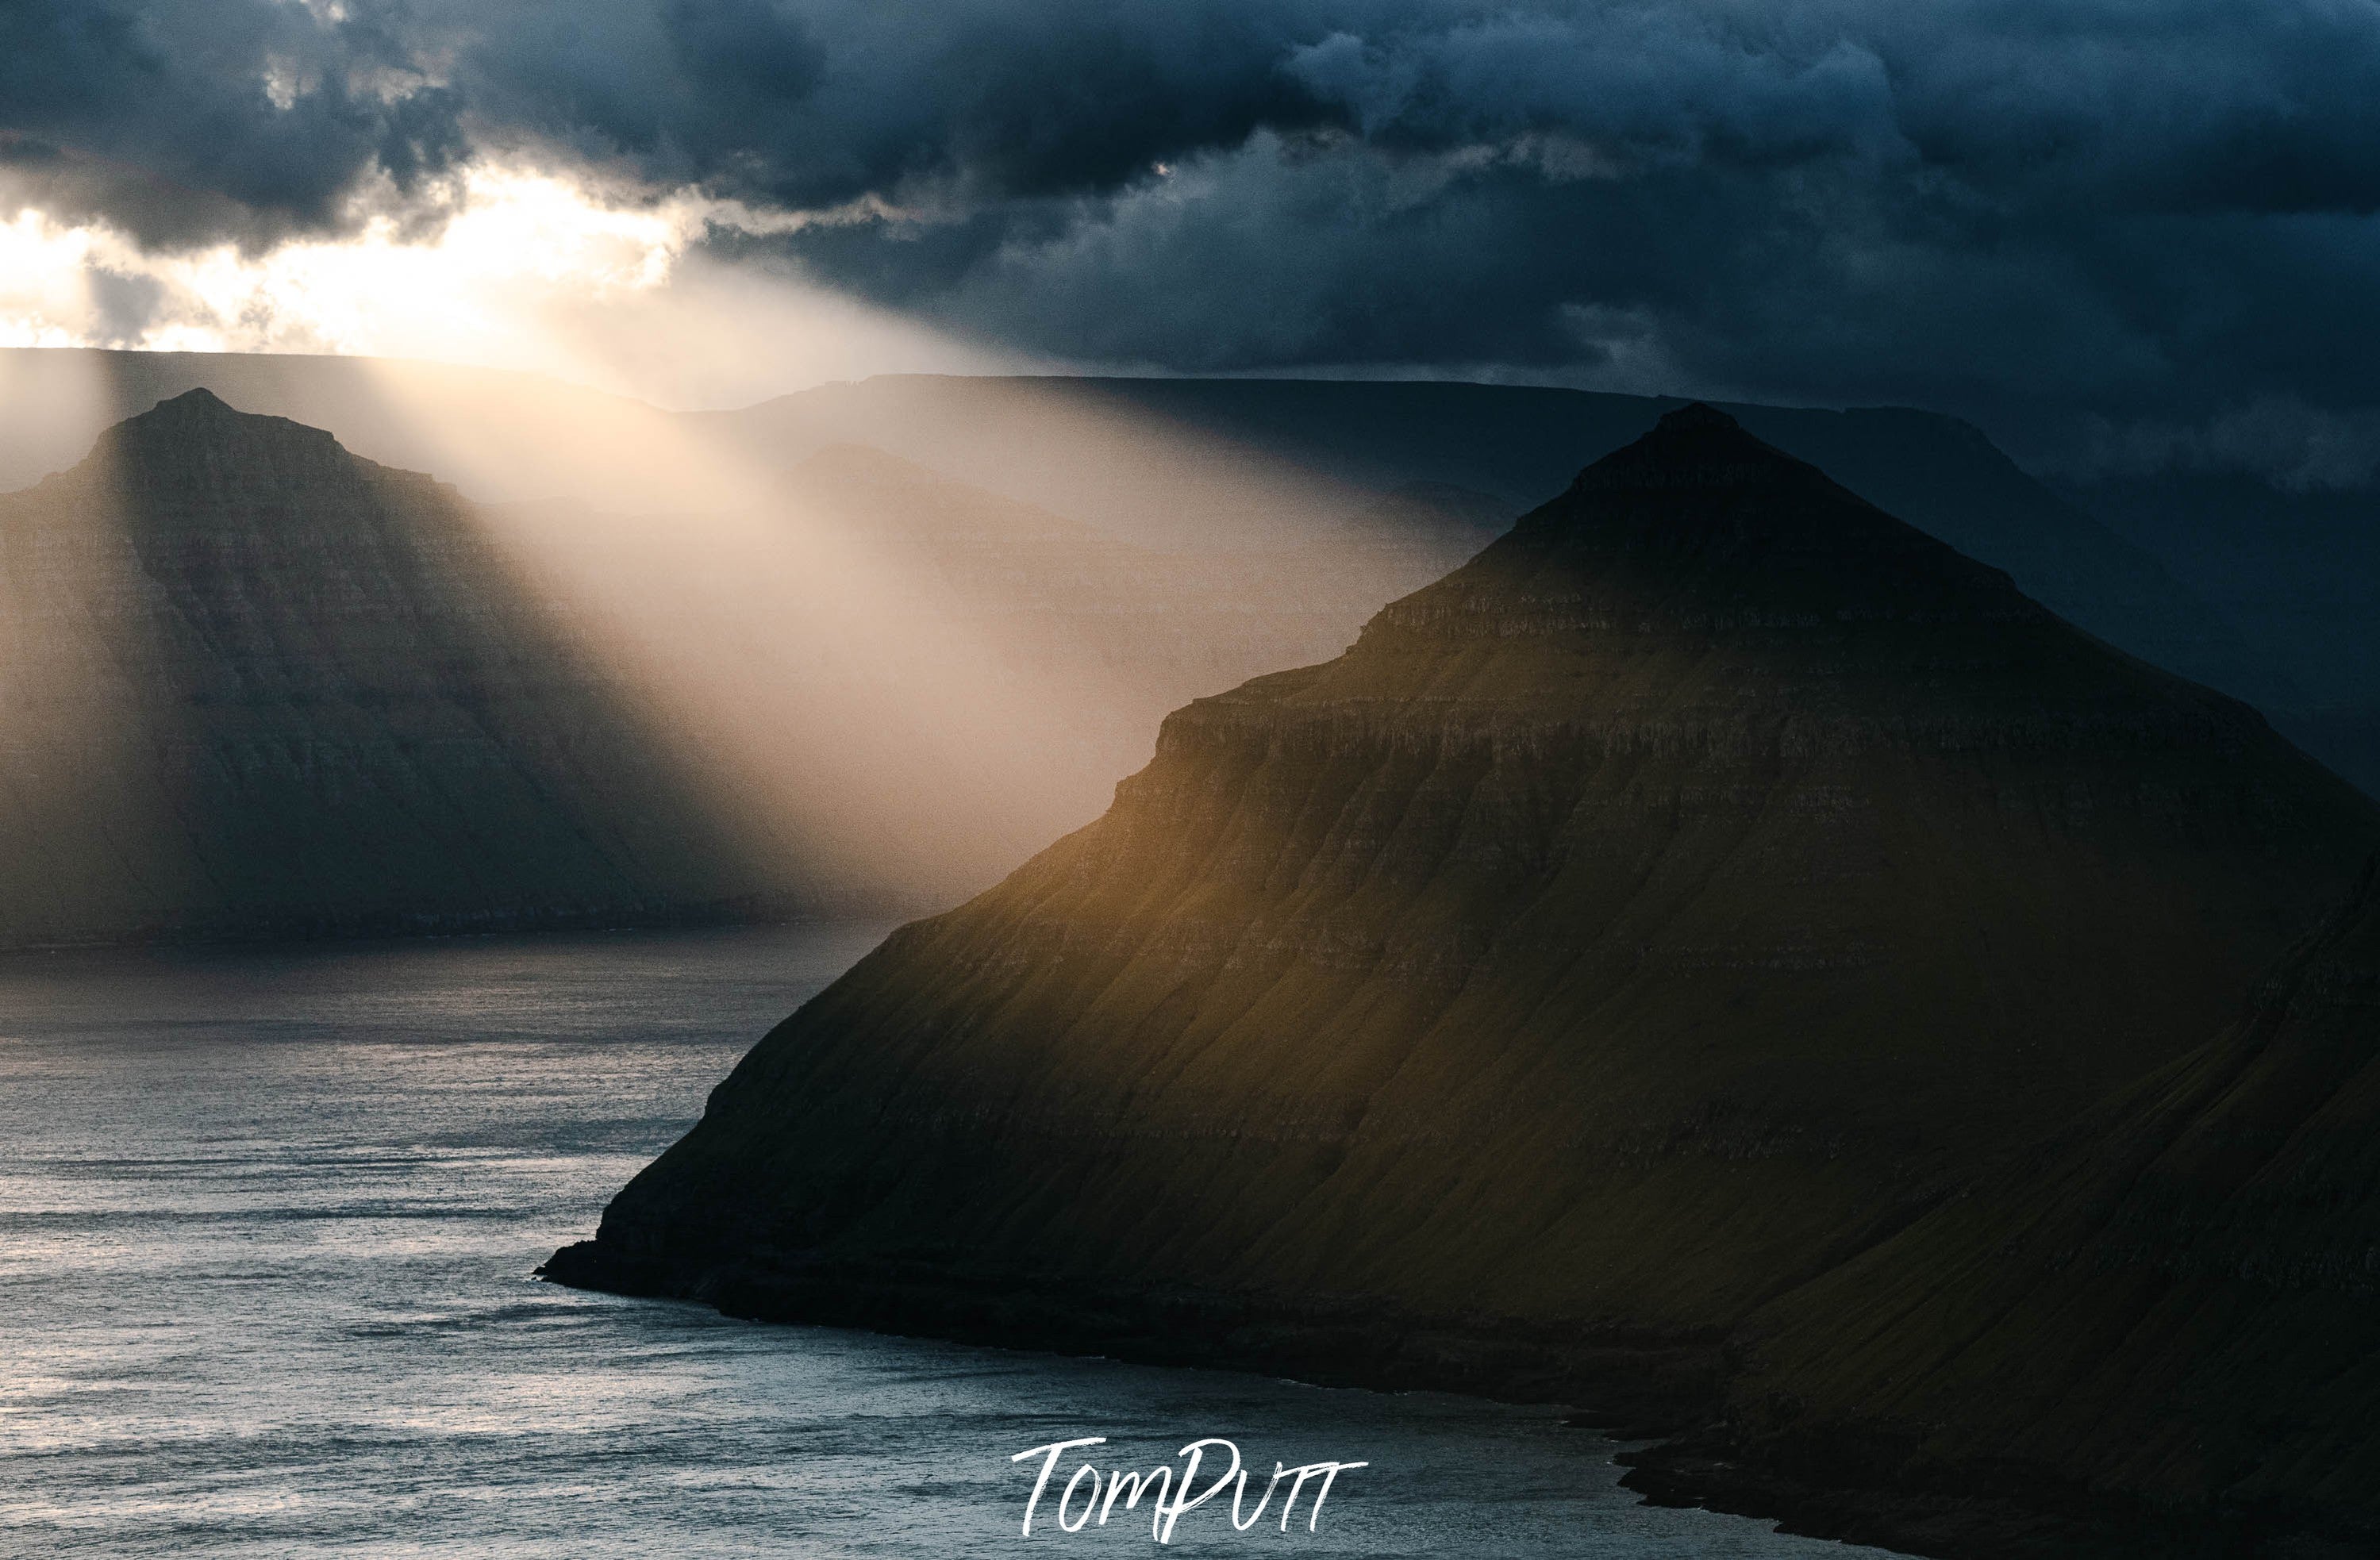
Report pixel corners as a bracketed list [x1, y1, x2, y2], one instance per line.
[6, 6, 2380, 1558]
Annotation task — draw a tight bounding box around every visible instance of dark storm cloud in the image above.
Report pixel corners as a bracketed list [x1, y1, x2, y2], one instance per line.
[7, 0, 2380, 458]
[443, 0, 1358, 212]
[0, 0, 467, 247]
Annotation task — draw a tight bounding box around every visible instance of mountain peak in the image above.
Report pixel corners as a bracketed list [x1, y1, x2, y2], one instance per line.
[121, 386, 256, 432]
[152, 386, 233, 415]
[1565, 400, 1819, 499]
[1655, 400, 1740, 435]
[121, 385, 332, 441]
[548, 385, 2378, 1432]
[1398, 395, 2030, 636]
[95, 385, 347, 474]
[48, 384, 381, 525]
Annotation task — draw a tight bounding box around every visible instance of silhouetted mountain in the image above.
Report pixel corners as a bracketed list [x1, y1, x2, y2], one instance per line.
[0, 398, 1500, 947]
[1703, 860, 2380, 1555]
[0, 390, 790, 944]
[548, 410, 2377, 1404]
[0, 346, 672, 505]
[12, 350, 2364, 801]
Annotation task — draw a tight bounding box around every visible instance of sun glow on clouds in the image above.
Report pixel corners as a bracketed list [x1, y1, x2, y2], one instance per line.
[0, 213, 102, 349]
[0, 165, 1009, 406]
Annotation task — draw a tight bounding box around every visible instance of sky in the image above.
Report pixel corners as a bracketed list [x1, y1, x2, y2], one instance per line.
[4, 0, 2378, 478]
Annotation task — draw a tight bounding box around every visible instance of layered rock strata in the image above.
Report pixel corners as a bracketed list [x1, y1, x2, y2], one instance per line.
[552, 409, 2378, 1397]
[0, 390, 775, 943]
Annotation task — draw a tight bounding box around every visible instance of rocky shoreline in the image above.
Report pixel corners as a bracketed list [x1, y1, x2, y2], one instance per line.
[538, 415, 2380, 1559]
[537, 1241, 1720, 1431]
[538, 1241, 2186, 1559]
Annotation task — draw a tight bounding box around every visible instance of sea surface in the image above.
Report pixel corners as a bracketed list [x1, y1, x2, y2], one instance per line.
[0, 924, 1904, 1558]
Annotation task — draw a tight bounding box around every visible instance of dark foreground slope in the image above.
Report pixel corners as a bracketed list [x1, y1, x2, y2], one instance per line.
[551, 409, 2378, 1401]
[0, 390, 781, 945]
[1667, 862, 2380, 1555]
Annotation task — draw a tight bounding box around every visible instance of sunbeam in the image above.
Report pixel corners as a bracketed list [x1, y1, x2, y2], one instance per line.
[348, 354, 1134, 908]
[0, 163, 1023, 409]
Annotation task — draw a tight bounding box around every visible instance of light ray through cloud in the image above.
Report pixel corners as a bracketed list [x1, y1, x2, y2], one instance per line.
[0, 163, 1021, 408]
[0, 405, 183, 937]
[343, 354, 1140, 907]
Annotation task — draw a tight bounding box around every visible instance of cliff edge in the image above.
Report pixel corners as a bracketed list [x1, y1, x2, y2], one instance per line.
[551, 409, 2380, 1540]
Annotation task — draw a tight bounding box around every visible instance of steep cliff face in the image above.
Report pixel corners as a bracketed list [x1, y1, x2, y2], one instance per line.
[555, 406, 2378, 1350]
[0, 389, 778, 944]
[1714, 860, 2380, 1548]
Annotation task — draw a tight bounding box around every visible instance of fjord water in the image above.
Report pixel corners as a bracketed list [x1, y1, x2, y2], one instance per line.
[0, 925, 1899, 1558]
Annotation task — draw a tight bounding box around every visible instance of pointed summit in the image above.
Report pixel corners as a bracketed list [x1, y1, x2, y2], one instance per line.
[105, 386, 344, 457]
[148, 385, 234, 417]
[1655, 399, 1740, 434]
[110, 384, 332, 450]
[1563, 398, 1822, 498]
[0, 396, 764, 946]
[68, 383, 373, 518]
[552, 422, 2378, 1381]
[1375, 398, 2024, 646]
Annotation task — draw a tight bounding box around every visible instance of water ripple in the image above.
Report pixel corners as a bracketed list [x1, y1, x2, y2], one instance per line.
[0, 926, 1906, 1558]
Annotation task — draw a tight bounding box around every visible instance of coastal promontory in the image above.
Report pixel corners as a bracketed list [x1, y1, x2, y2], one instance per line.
[552, 408, 2378, 1402]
